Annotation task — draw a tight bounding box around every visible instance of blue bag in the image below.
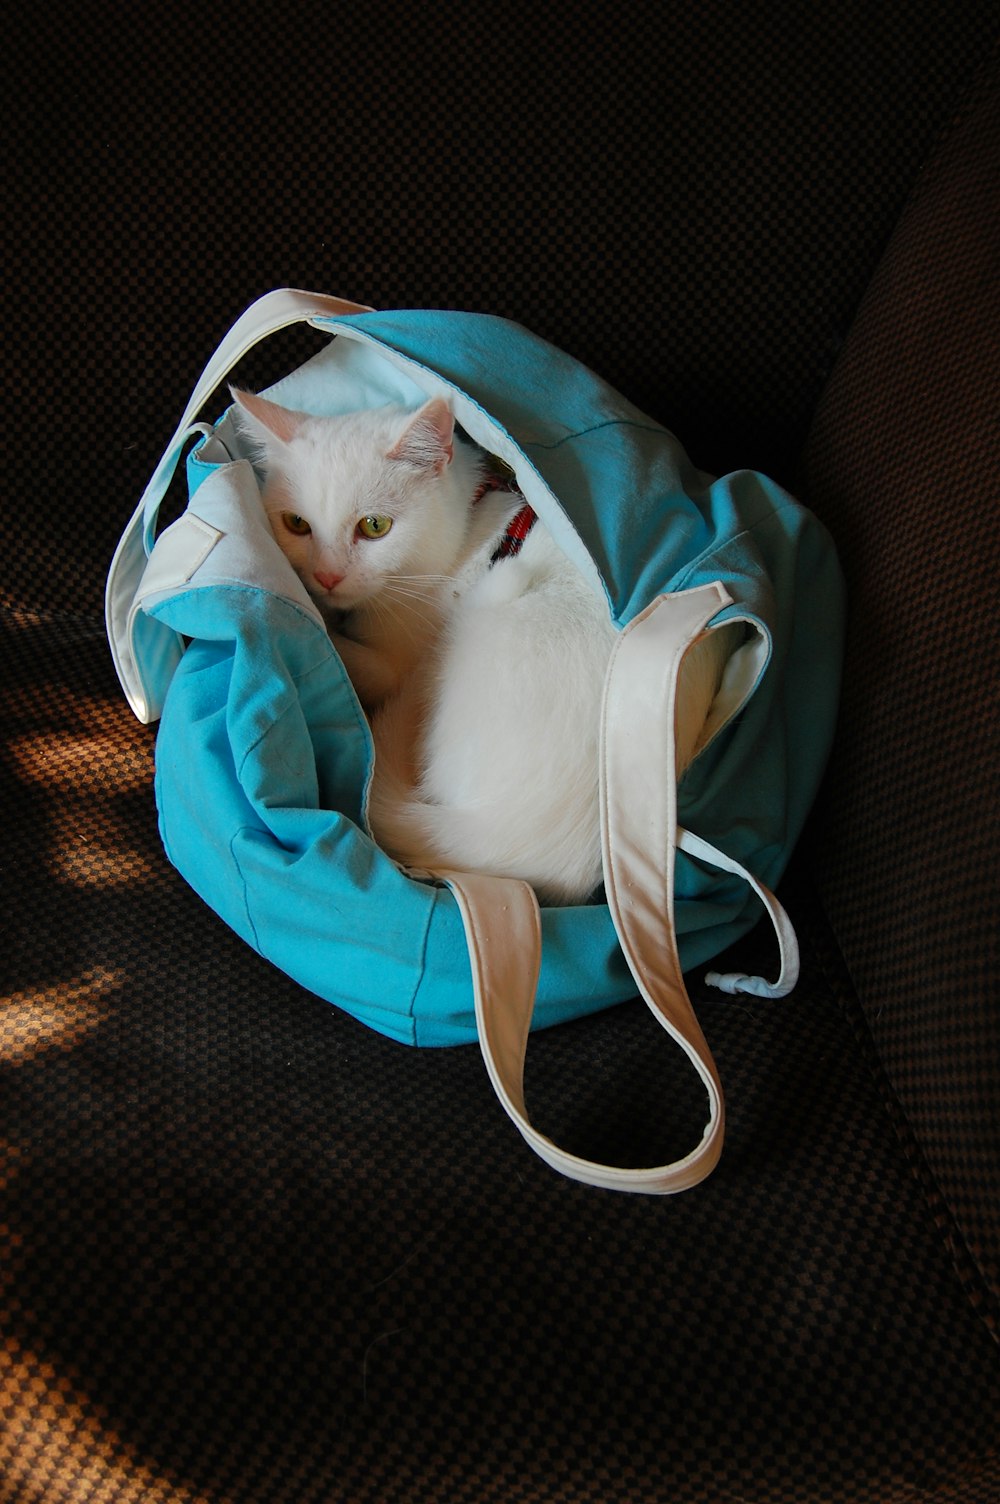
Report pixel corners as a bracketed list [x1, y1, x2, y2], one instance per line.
[107, 290, 844, 1192]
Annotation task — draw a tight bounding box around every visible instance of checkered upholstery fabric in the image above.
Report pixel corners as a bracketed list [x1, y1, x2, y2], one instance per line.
[3, 3, 998, 1499]
[6, 1, 998, 619]
[804, 46, 1000, 1330]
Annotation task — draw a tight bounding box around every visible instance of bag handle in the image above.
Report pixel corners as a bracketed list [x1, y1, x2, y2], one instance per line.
[106, 289, 371, 722]
[445, 583, 798, 1194]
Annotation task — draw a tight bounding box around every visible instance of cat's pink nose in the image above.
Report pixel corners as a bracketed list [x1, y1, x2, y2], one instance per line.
[314, 569, 345, 592]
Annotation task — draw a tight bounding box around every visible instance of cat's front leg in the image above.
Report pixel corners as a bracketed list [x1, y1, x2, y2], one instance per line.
[331, 632, 404, 711]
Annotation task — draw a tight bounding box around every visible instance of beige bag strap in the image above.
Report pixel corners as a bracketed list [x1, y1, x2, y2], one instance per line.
[445, 582, 798, 1194]
[106, 289, 371, 722]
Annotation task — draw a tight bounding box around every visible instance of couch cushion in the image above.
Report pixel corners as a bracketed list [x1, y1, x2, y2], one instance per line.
[3, 612, 999, 1500]
[804, 49, 1000, 1328]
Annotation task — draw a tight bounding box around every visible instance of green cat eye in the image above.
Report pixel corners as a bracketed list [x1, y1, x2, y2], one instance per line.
[281, 512, 312, 537]
[358, 514, 394, 539]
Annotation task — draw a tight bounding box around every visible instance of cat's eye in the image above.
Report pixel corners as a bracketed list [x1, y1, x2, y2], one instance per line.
[281, 512, 312, 537]
[357, 514, 394, 539]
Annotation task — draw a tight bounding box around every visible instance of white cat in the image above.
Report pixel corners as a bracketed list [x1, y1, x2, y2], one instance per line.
[232, 389, 735, 905]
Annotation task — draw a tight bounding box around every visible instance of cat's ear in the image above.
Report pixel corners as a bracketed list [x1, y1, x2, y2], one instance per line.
[387, 398, 455, 473]
[229, 387, 305, 448]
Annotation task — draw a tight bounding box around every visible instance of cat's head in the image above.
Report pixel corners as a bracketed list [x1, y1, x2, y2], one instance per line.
[230, 389, 473, 613]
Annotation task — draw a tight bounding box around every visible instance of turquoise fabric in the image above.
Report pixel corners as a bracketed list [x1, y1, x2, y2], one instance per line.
[147, 311, 844, 1046]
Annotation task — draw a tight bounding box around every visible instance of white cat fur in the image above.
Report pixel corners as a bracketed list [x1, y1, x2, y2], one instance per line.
[231, 390, 735, 905]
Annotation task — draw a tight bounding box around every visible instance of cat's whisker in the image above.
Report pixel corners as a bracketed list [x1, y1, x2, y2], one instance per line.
[383, 578, 443, 596]
[382, 579, 452, 601]
[380, 593, 440, 622]
[361, 587, 421, 632]
[374, 592, 440, 640]
[387, 572, 454, 584]
[381, 580, 446, 617]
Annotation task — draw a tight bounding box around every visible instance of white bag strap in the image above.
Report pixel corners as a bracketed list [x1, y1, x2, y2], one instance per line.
[106, 288, 371, 722]
[445, 582, 799, 1194]
[681, 827, 799, 998]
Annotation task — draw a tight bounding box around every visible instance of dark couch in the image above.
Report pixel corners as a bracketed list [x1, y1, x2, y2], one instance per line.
[4, 4, 998, 1500]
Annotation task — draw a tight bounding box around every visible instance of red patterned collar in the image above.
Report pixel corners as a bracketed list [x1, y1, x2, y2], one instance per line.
[474, 458, 537, 565]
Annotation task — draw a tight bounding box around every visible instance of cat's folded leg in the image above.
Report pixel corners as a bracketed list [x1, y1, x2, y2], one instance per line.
[330, 632, 404, 712]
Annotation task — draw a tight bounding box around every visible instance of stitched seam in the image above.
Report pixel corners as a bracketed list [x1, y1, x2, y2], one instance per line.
[671, 491, 804, 592]
[228, 826, 262, 951]
[407, 884, 439, 1048]
[523, 415, 675, 451]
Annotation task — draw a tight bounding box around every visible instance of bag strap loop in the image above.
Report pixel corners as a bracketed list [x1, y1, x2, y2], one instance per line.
[106, 289, 371, 722]
[680, 827, 799, 998]
[446, 583, 798, 1194]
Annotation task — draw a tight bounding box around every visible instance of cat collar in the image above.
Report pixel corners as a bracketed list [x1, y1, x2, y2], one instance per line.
[474, 458, 537, 565]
